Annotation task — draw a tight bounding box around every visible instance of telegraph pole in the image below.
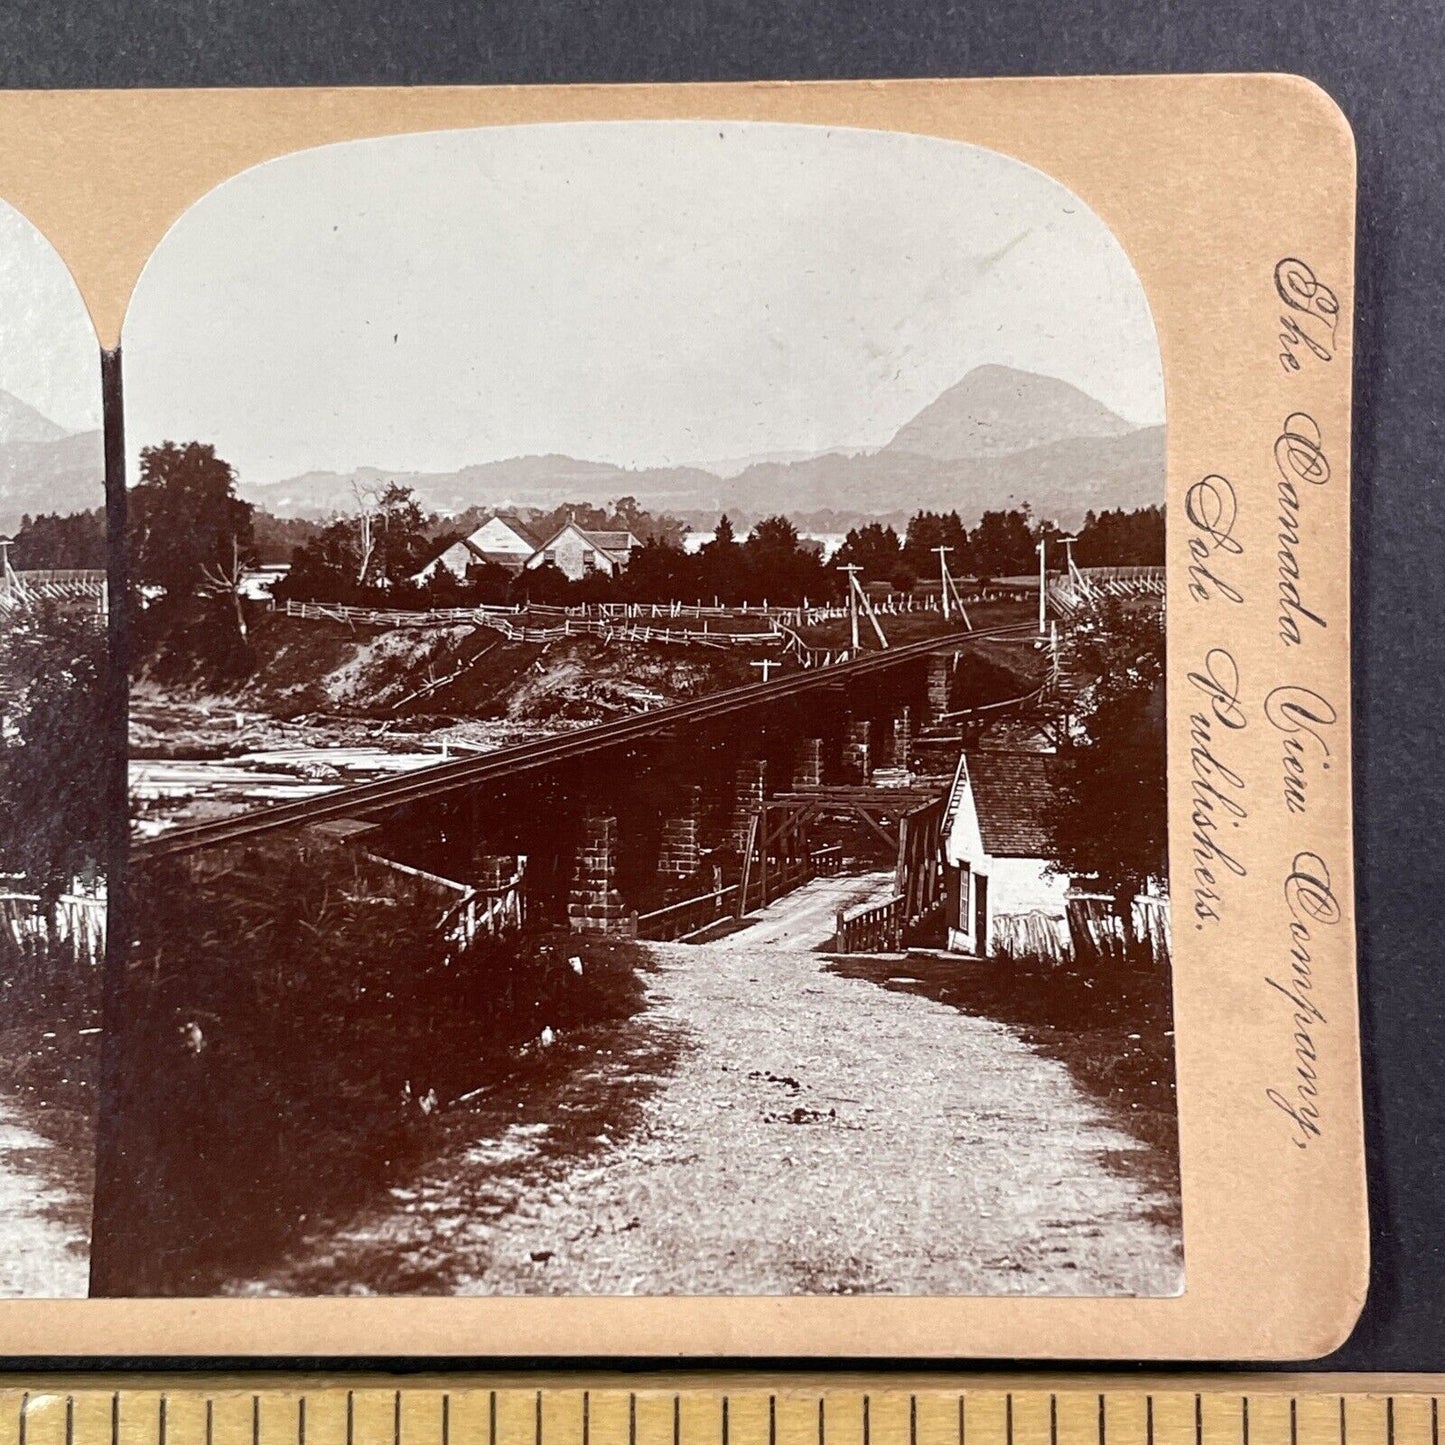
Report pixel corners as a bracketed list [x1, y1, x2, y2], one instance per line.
[1061, 534, 1078, 576]
[839, 563, 863, 650]
[933, 544, 953, 622]
[1036, 537, 1047, 634]
[750, 658, 781, 684]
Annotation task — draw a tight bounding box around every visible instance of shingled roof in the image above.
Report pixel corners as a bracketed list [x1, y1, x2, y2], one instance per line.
[575, 529, 640, 557]
[489, 513, 544, 548]
[968, 750, 1065, 859]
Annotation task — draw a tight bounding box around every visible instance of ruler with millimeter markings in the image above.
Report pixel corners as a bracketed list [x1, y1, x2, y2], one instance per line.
[0, 1381, 1441, 1445]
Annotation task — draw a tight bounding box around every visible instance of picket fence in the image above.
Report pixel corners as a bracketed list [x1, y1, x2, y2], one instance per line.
[0, 891, 106, 962]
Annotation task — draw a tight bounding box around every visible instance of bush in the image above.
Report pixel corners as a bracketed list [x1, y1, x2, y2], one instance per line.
[97, 835, 652, 1294]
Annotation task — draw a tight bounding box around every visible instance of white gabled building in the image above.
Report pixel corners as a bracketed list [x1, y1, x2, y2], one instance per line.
[417, 513, 543, 582]
[941, 749, 1071, 959]
[524, 522, 641, 581]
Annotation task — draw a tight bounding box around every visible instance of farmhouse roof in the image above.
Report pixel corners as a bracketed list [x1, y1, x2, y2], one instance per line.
[535, 523, 640, 560]
[968, 750, 1065, 859]
[486, 513, 544, 547]
[578, 529, 640, 554]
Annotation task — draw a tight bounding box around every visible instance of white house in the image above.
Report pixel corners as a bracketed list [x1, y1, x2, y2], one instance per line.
[417, 513, 542, 582]
[524, 522, 641, 581]
[237, 563, 290, 600]
[941, 748, 1071, 958]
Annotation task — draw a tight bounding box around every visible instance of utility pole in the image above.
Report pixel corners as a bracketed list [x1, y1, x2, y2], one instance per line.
[1036, 537, 1047, 635]
[839, 563, 863, 650]
[933, 545, 953, 622]
[750, 658, 781, 684]
[932, 543, 973, 631]
[1061, 534, 1078, 577]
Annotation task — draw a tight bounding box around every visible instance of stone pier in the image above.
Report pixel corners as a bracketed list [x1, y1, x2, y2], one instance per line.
[792, 737, 824, 789]
[927, 653, 952, 716]
[567, 816, 629, 934]
[842, 719, 872, 783]
[658, 789, 702, 879]
[731, 759, 768, 851]
[893, 707, 912, 769]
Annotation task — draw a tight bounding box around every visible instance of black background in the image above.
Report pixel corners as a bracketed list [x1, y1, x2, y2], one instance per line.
[3, 0, 1441, 1372]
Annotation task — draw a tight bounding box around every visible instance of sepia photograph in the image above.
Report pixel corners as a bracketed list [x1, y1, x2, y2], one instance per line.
[0, 198, 107, 1295]
[96, 121, 1179, 1298]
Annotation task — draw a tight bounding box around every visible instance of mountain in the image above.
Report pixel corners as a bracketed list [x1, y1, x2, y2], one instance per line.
[883, 364, 1137, 459]
[720, 426, 1164, 528]
[0, 389, 71, 447]
[707, 446, 864, 478]
[0, 392, 103, 533]
[246, 455, 721, 520]
[240, 365, 1163, 530]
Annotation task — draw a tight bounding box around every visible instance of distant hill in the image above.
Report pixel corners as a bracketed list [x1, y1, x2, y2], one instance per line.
[721, 426, 1164, 527]
[0, 389, 71, 447]
[239, 365, 1164, 530]
[0, 391, 103, 532]
[882, 364, 1137, 459]
[246, 455, 721, 521]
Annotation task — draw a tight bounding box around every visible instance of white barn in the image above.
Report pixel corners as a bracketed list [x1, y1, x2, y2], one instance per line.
[942, 749, 1071, 958]
[418, 514, 542, 582]
[524, 522, 641, 581]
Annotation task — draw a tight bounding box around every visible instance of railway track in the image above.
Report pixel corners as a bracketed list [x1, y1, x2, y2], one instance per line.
[132, 620, 1040, 861]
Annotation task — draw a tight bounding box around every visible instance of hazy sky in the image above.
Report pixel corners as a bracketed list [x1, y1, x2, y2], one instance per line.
[0, 200, 101, 433]
[124, 122, 1162, 485]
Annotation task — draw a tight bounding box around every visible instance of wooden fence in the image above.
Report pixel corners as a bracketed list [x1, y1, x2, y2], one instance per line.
[992, 909, 1072, 963]
[284, 599, 788, 649]
[633, 843, 844, 943]
[1065, 891, 1172, 968]
[0, 568, 108, 616]
[633, 884, 740, 942]
[0, 891, 106, 962]
[356, 851, 527, 945]
[833, 893, 905, 954]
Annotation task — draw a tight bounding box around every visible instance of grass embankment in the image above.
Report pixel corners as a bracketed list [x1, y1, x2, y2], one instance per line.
[96, 835, 655, 1295]
[825, 952, 1181, 1225]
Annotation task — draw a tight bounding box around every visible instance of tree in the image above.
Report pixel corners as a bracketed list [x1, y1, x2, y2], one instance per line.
[1045, 599, 1167, 912]
[834, 522, 902, 582]
[129, 442, 254, 606]
[274, 483, 432, 604]
[9, 510, 106, 570]
[0, 605, 108, 904]
[901, 510, 969, 577]
[969, 508, 1035, 579]
[359, 482, 430, 589]
[620, 537, 695, 602]
[1072, 505, 1165, 567]
[128, 442, 255, 675]
[742, 516, 833, 605]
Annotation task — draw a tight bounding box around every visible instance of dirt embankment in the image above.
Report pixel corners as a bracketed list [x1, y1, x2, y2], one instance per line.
[131, 612, 760, 757]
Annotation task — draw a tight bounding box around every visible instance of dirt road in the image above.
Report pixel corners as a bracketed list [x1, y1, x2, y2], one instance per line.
[0, 1100, 90, 1297]
[453, 871, 1179, 1296]
[243, 870, 1180, 1297]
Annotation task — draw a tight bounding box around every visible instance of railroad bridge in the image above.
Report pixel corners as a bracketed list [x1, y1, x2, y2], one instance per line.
[135, 622, 1049, 952]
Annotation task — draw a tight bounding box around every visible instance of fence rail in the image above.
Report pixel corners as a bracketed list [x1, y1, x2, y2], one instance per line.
[1065, 891, 1172, 967]
[833, 893, 905, 954]
[0, 567, 108, 615]
[0, 891, 106, 962]
[284, 599, 789, 649]
[633, 884, 740, 942]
